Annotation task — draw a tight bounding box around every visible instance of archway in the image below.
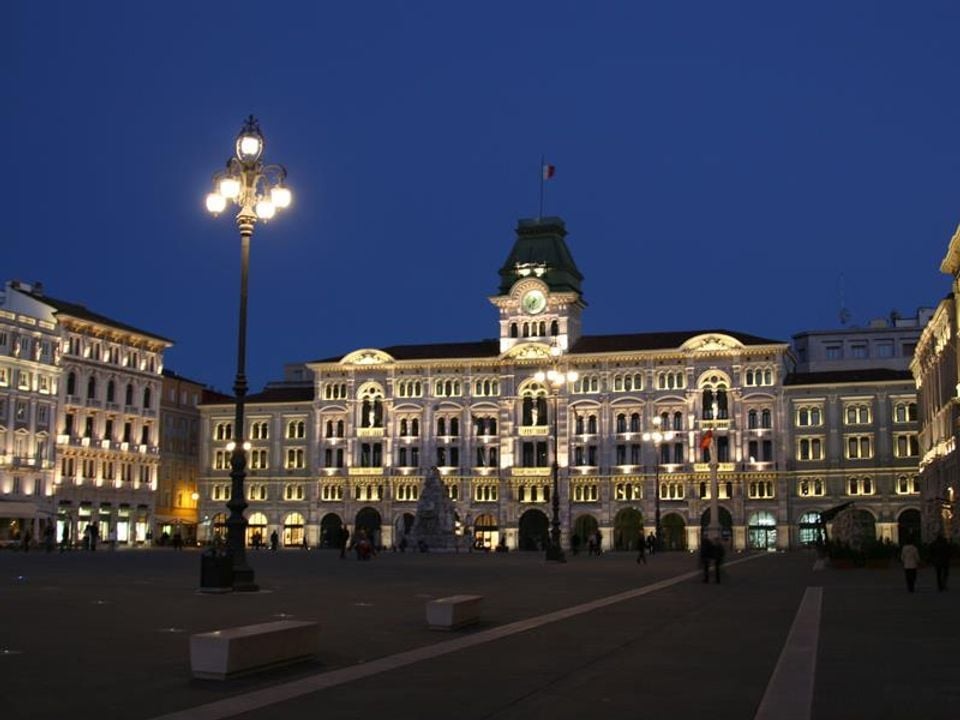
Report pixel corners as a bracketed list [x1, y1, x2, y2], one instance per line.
[518, 509, 549, 551]
[355, 507, 382, 548]
[747, 511, 777, 550]
[897, 509, 921, 545]
[474, 513, 498, 550]
[798, 511, 824, 546]
[699, 507, 733, 541]
[283, 512, 305, 547]
[246, 512, 268, 547]
[573, 514, 599, 553]
[613, 508, 643, 551]
[320, 513, 343, 549]
[662, 513, 687, 551]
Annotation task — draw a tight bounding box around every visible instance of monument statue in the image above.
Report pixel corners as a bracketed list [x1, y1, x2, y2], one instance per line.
[410, 466, 458, 552]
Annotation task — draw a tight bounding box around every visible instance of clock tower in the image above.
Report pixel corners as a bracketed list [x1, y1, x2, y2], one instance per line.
[490, 216, 585, 354]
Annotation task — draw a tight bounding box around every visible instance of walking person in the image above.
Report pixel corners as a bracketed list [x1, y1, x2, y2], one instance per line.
[339, 526, 350, 559]
[44, 524, 55, 553]
[647, 532, 657, 555]
[900, 536, 921, 593]
[700, 537, 714, 583]
[713, 539, 725, 583]
[930, 533, 950, 592]
[636, 530, 646, 565]
[60, 525, 70, 553]
[270, 530, 280, 552]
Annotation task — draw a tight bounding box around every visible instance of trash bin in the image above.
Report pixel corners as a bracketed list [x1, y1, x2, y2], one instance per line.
[199, 549, 234, 592]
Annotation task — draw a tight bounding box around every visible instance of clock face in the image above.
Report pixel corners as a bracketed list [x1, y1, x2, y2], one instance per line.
[522, 289, 547, 315]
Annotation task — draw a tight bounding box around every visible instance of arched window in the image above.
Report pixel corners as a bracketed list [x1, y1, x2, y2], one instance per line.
[761, 409, 771, 428]
[510, 323, 518, 338]
[143, 387, 151, 409]
[702, 389, 714, 418]
[411, 419, 419, 436]
[616, 413, 627, 433]
[630, 413, 640, 432]
[106, 380, 115, 403]
[522, 323, 530, 338]
[125, 383, 134, 406]
[326, 420, 334, 437]
[716, 387, 728, 419]
[87, 376, 96, 399]
[660, 411, 670, 428]
[575, 414, 584, 435]
[550, 320, 559, 336]
[587, 415, 598, 434]
[748, 410, 758, 429]
[673, 412, 682, 431]
[539, 321, 546, 336]
[336, 420, 344, 437]
[437, 417, 446, 436]
[400, 419, 408, 436]
[450, 418, 460, 436]
[67, 372, 76, 396]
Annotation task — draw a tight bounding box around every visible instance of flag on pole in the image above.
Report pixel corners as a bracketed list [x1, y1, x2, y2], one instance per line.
[542, 163, 556, 180]
[699, 429, 714, 451]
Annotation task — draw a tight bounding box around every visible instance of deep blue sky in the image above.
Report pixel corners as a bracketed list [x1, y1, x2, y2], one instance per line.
[6, 2, 960, 393]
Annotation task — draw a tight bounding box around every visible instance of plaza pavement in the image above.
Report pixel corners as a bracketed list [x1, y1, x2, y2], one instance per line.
[1, 545, 956, 720]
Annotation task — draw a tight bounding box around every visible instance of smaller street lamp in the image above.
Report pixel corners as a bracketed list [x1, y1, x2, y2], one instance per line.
[535, 345, 578, 563]
[642, 416, 675, 552]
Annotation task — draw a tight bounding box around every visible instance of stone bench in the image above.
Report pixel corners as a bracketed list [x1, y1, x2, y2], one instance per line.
[190, 620, 319, 679]
[426, 594, 483, 630]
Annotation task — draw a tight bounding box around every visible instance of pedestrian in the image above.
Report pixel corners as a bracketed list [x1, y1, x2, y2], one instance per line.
[700, 537, 714, 582]
[636, 531, 646, 565]
[713, 539, 725, 583]
[594, 530, 603, 556]
[172, 530, 183, 550]
[89, 523, 99, 552]
[270, 530, 280, 551]
[44, 524, 55, 553]
[339, 526, 350, 559]
[647, 532, 657, 555]
[930, 533, 950, 592]
[900, 537, 921, 593]
[60, 525, 70, 553]
[21, 529, 31, 553]
[587, 533, 596, 556]
[108, 527, 117, 551]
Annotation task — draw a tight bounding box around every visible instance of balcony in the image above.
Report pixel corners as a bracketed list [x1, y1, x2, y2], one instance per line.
[348, 467, 383, 476]
[142, 408, 157, 418]
[124, 405, 137, 414]
[519, 426, 550, 437]
[700, 418, 731, 431]
[66, 395, 82, 406]
[511, 467, 551, 477]
[356, 427, 383, 438]
[693, 462, 736, 473]
[85, 398, 102, 408]
[105, 402, 120, 412]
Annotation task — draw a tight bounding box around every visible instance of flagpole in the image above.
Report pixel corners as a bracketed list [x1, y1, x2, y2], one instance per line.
[538, 154, 544, 219]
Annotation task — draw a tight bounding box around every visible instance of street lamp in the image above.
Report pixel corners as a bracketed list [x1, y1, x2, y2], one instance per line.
[642, 415, 675, 552]
[535, 345, 578, 563]
[205, 116, 292, 591]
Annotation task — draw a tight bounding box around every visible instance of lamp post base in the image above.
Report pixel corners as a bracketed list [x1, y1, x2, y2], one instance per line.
[545, 544, 566, 563]
[232, 568, 259, 592]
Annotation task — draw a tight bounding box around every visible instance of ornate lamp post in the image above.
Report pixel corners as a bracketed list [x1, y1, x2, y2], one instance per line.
[642, 415, 675, 551]
[535, 345, 578, 563]
[205, 116, 292, 590]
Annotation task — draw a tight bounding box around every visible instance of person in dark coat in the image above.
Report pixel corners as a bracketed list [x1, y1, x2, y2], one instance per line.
[700, 537, 714, 583]
[339, 526, 350, 559]
[636, 530, 646, 565]
[930, 533, 951, 592]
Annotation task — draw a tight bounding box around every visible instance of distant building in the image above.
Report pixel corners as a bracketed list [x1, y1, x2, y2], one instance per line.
[155, 370, 206, 544]
[1, 281, 173, 547]
[197, 217, 926, 551]
[792, 308, 932, 374]
[0, 281, 61, 544]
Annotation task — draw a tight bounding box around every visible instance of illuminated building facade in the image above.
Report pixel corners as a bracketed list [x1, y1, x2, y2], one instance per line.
[197, 217, 923, 551]
[0, 281, 61, 544]
[913, 227, 960, 542]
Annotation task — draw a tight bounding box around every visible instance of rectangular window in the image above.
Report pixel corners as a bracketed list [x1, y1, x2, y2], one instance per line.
[798, 478, 825, 497]
[846, 436, 873, 459]
[825, 345, 842, 360]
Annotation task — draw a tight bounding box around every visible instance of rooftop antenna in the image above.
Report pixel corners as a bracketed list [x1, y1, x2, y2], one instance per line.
[838, 273, 851, 326]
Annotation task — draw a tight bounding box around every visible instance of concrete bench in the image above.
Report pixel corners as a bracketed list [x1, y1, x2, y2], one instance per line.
[190, 620, 319, 679]
[426, 594, 483, 630]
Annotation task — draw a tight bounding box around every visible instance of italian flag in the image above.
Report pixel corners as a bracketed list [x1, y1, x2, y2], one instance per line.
[700, 430, 714, 450]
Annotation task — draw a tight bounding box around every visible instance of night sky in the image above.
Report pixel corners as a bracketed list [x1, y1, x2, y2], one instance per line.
[7, 2, 960, 393]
